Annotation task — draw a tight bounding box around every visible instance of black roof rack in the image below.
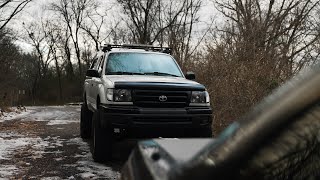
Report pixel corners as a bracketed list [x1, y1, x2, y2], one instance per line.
[101, 44, 172, 54]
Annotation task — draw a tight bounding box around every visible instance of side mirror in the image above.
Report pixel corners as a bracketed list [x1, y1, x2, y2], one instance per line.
[185, 72, 196, 80]
[86, 69, 100, 78]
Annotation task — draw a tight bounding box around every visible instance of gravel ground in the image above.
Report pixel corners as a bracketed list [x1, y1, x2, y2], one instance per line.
[0, 106, 135, 179]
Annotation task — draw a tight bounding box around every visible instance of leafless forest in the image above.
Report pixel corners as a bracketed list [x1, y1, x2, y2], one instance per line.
[1, 0, 320, 134]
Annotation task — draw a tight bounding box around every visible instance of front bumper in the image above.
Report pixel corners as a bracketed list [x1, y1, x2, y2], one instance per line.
[100, 104, 212, 138]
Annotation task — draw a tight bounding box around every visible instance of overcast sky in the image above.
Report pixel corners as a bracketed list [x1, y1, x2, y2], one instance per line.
[9, 0, 218, 53]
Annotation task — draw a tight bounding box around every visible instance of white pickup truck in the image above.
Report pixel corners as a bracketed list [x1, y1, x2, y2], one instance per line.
[81, 44, 212, 162]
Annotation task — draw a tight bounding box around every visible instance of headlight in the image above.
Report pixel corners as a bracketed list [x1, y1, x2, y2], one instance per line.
[106, 88, 113, 101]
[190, 91, 210, 105]
[112, 89, 132, 102]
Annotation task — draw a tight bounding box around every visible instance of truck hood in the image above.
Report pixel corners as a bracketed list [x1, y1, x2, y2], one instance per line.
[104, 75, 205, 90]
[106, 75, 198, 84]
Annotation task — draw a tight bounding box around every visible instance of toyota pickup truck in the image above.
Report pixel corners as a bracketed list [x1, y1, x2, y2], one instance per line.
[80, 44, 212, 162]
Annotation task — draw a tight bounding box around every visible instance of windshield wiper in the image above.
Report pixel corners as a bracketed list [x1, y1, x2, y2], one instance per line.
[144, 72, 180, 77]
[107, 71, 144, 75]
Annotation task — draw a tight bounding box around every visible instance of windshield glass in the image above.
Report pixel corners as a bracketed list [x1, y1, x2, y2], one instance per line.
[105, 53, 183, 77]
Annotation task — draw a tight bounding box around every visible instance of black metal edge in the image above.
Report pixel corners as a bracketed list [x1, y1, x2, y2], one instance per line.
[102, 44, 172, 54]
[121, 139, 179, 180]
[172, 64, 320, 179]
[114, 82, 206, 91]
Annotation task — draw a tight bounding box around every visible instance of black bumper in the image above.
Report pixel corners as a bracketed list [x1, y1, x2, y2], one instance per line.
[99, 104, 212, 138]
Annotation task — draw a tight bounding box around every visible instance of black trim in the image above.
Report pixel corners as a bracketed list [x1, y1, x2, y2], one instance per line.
[99, 104, 212, 138]
[114, 82, 205, 91]
[101, 44, 172, 54]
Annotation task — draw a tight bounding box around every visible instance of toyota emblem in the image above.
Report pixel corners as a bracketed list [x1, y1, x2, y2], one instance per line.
[159, 95, 167, 102]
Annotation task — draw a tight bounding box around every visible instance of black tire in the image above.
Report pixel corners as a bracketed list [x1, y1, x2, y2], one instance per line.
[90, 110, 113, 162]
[80, 103, 93, 139]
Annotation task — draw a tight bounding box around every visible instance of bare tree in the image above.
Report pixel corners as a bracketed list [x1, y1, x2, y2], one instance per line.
[0, 28, 39, 106]
[117, 0, 188, 44]
[43, 21, 63, 101]
[117, 0, 210, 72]
[50, 0, 95, 78]
[0, 0, 32, 30]
[165, 0, 208, 71]
[60, 28, 75, 78]
[80, 5, 118, 51]
[22, 21, 52, 79]
[214, 0, 320, 78]
[198, 0, 320, 134]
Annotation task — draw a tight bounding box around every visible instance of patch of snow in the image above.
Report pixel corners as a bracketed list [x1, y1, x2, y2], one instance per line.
[44, 136, 64, 147]
[0, 134, 48, 160]
[0, 106, 80, 123]
[54, 157, 63, 161]
[19, 106, 80, 125]
[79, 172, 96, 179]
[0, 132, 23, 138]
[76, 159, 120, 179]
[74, 154, 86, 158]
[0, 165, 18, 178]
[0, 107, 33, 122]
[63, 164, 77, 168]
[66, 138, 120, 179]
[33, 139, 50, 149]
[40, 177, 61, 180]
[67, 137, 87, 146]
[0, 136, 37, 160]
[47, 119, 79, 126]
[31, 139, 50, 158]
[0, 132, 50, 178]
[67, 176, 75, 180]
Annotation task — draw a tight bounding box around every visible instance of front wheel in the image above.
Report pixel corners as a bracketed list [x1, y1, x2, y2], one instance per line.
[80, 103, 92, 139]
[90, 110, 113, 162]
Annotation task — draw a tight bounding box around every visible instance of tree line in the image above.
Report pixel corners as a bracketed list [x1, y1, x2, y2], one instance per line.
[1, 0, 319, 134]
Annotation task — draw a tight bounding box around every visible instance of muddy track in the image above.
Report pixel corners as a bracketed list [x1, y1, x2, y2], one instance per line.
[0, 106, 134, 179]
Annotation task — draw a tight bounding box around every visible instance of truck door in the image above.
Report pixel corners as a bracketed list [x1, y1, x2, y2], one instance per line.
[86, 57, 99, 108]
[90, 55, 105, 110]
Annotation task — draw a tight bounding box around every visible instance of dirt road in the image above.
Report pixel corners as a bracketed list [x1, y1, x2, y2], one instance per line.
[0, 106, 133, 179]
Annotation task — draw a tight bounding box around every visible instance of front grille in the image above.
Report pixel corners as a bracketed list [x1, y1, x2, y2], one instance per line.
[133, 116, 191, 124]
[133, 90, 190, 108]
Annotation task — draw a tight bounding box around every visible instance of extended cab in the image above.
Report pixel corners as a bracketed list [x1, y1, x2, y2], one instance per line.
[80, 44, 212, 162]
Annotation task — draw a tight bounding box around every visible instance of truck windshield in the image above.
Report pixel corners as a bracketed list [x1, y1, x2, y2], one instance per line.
[105, 53, 183, 77]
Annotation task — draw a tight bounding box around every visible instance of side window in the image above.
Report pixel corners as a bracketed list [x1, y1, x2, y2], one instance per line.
[90, 57, 98, 69]
[98, 55, 105, 69]
[98, 55, 106, 75]
[93, 56, 103, 70]
[104, 54, 110, 75]
[94, 55, 105, 75]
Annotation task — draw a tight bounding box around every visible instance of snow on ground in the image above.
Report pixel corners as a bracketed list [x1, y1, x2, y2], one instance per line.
[0, 132, 41, 160]
[0, 106, 81, 126]
[66, 138, 121, 179]
[22, 106, 80, 126]
[47, 119, 79, 126]
[0, 106, 120, 179]
[0, 165, 18, 178]
[40, 177, 63, 180]
[0, 132, 48, 178]
[0, 107, 33, 123]
[0, 134, 120, 179]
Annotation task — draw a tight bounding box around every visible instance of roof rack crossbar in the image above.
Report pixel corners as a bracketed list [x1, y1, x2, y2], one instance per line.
[102, 44, 122, 52]
[101, 44, 172, 54]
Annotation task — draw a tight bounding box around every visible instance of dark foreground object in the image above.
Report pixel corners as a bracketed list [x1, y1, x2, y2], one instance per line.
[122, 64, 320, 180]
